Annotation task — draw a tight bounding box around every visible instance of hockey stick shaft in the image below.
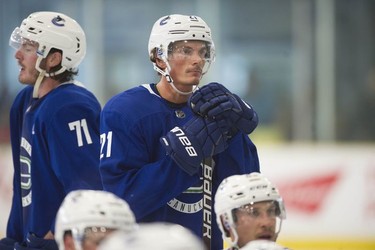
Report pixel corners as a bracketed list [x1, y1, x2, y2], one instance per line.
[203, 157, 214, 249]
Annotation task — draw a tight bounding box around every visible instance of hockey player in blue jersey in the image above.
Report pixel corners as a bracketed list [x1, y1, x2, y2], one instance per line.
[99, 14, 260, 250]
[0, 12, 102, 250]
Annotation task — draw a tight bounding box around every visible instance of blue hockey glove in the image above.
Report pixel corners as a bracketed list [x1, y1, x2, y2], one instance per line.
[160, 115, 229, 175]
[14, 233, 58, 250]
[189, 82, 258, 135]
[0, 237, 17, 250]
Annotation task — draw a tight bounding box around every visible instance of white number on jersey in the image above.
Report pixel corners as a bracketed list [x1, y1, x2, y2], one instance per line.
[100, 131, 113, 159]
[68, 119, 93, 147]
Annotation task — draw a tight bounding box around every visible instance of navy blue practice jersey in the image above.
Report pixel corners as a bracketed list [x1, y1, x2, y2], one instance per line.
[100, 83, 260, 250]
[7, 82, 102, 242]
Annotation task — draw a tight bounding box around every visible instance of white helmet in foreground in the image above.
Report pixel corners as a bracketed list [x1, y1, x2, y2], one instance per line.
[98, 222, 205, 250]
[55, 190, 136, 250]
[148, 14, 215, 95]
[241, 240, 288, 250]
[214, 173, 286, 248]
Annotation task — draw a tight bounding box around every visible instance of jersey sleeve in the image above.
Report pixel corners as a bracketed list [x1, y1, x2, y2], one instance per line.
[46, 101, 102, 192]
[218, 133, 259, 170]
[99, 107, 200, 220]
[213, 133, 260, 191]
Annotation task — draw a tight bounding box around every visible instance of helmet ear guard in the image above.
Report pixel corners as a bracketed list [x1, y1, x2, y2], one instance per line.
[149, 47, 165, 63]
[220, 213, 232, 237]
[156, 47, 165, 59]
[150, 48, 168, 71]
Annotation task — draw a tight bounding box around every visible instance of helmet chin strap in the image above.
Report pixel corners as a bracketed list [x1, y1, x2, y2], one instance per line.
[227, 226, 240, 249]
[32, 56, 67, 98]
[275, 219, 283, 240]
[32, 57, 45, 98]
[32, 70, 46, 98]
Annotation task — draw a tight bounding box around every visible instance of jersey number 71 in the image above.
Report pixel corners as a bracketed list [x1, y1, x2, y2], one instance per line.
[68, 119, 93, 147]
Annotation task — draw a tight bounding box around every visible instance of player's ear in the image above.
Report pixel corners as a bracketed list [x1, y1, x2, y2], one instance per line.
[150, 48, 166, 70]
[155, 57, 167, 70]
[47, 50, 62, 68]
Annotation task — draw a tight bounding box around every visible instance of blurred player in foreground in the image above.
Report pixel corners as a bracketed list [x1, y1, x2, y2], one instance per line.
[99, 14, 260, 250]
[55, 190, 137, 250]
[98, 222, 205, 250]
[0, 11, 102, 250]
[241, 240, 288, 250]
[215, 173, 287, 249]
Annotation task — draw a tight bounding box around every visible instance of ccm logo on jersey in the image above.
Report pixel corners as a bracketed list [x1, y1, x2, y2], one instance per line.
[171, 127, 198, 156]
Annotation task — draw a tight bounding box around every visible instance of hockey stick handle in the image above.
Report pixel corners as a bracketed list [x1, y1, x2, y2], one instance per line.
[202, 157, 214, 249]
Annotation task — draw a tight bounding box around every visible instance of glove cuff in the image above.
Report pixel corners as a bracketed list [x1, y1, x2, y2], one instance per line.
[0, 237, 17, 250]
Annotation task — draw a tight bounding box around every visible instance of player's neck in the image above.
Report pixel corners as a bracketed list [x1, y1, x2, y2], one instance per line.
[156, 79, 190, 104]
[37, 78, 61, 98]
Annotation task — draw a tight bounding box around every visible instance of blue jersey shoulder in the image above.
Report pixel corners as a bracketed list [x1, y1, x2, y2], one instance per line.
[102, 84, 169, 123]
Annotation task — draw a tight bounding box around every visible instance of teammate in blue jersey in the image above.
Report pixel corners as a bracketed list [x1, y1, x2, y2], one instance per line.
[0, 12, 102, 250]
[100, 14, 260, 250]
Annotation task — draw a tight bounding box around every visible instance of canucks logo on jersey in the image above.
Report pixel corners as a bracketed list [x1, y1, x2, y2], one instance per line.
[167, 162, 208, 214]
[167, 178, 203, 214]
[20, 137, 32, 207]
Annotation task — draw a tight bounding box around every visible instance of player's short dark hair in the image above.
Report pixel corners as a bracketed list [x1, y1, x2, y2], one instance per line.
[149, 48, 157, 63]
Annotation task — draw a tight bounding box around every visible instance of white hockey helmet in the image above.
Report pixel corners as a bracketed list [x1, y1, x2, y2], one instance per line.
[148, 14, 215, 95]
[98, 222, 205, 250]
[55, 190, 136, 250]
[241, 240, 288, 250]
[148, 14, 215, 62]
[214, 173, 286, 247]
[9, 11, 86, 73]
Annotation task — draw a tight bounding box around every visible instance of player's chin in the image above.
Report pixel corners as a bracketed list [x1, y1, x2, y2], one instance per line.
[18, 75, 29, 84]
[20, 75, 37, 85]
[187, 71, 202, 78]
[186, 75, 201, 85]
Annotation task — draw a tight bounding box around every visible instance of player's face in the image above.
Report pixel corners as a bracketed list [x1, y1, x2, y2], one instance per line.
[14, 39, 39, 85]
[233, 201, 278, 248]
[63, 233, 76, 250]
[167, 40, 208, 88]
[81, 227, 116, 250]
